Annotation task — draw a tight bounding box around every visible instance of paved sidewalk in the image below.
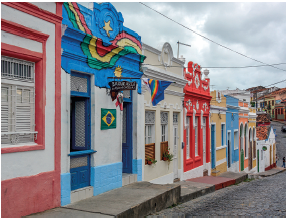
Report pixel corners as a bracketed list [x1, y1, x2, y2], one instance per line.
[26, 182, 180, 218]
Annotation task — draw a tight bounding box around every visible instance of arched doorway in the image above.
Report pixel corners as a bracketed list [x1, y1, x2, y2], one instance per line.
[240, 123, 244, 171]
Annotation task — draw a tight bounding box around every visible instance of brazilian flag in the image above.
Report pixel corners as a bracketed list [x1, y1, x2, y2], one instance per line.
[101, 109, 116, 130]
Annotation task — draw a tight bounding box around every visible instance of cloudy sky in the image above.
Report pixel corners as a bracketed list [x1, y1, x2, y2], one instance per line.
[81, 2, 286, 90]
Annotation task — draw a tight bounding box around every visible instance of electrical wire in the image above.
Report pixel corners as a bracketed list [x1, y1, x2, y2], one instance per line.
[141, 63, 286, 69]
[139, 2, 286, 73]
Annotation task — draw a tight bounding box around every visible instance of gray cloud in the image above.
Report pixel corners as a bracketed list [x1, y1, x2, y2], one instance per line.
[90, 2, 286, 90]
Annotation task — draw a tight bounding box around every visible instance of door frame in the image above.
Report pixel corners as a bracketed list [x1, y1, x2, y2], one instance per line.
[173, 124, 178, 179]
[211, 123, 216, 169]
[227, 130, 231, 168]
[69, 71, 91, 191]
[122, 91, 133, 173]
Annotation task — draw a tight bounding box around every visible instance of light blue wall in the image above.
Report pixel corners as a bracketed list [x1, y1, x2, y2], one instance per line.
[225, 95, 239, 165]
[91, 162, 122, 196]
[61, 173, 71, 206]
[132, 159, 142, 181]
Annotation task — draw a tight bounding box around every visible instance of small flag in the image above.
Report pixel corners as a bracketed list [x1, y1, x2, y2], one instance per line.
[142, 78, 173, 106]
[101, 108, 116, 130]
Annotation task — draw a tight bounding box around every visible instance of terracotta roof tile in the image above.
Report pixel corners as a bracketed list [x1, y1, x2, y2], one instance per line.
[256, 113, 271, 123]
[256, 126, 270, 141]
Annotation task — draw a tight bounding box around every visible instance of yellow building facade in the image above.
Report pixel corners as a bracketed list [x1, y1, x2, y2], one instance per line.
[210, 91, 227, 176]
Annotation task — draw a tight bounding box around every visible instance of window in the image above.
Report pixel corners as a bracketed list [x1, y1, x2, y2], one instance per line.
[195, 117, 198, 156]
[160, 112, 168, 142]
[186, 116, 190, 159]
[1, 56, 36, 146]
[272, 109, 274, 116]
[221, 124, 225, 146]
[268, 101, 270, 106]
[234, 130, 239, 150]
[145, 111, 155, 164]
[272, 100, 274, 105]
[145, 111, 155, 144]
[244, 125, 248, 157]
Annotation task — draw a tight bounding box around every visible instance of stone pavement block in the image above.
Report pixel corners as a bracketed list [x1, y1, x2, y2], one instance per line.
[176, 181, 215, 203]
[62, 181, 180, 218]
[24, 207, 113, 218]
[218, 171, 248, 184]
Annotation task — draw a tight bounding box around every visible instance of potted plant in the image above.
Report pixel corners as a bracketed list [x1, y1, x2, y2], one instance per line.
[147, 157, 157, 165]
[162, 148, 174, 162]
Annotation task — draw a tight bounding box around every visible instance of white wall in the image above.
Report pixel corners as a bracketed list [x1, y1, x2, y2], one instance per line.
[1, 3, 56, 180]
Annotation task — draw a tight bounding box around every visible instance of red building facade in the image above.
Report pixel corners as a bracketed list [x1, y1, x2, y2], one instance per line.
[182, 61, 211, 179]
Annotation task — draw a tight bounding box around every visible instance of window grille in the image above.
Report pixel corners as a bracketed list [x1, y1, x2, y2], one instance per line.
[70, 156, 88, 169]
[173, 113, 178, 124]
[1, 56, 34, 82]
[1, 56, 36, 145]
[70, 75, 87, 93]
[145, 111, 155, 124]
[160, 112, 168, 125]
[123, 90, 131, 99]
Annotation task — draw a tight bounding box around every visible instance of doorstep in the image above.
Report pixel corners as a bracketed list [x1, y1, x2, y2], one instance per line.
[122, 173, 137, 186]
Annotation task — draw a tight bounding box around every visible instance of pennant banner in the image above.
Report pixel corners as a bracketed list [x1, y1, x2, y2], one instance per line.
[101, 108, 116, 130]
[142, 78, 172, 106]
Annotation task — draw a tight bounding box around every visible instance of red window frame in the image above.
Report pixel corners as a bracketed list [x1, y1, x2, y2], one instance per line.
[1, 19, 49, 154]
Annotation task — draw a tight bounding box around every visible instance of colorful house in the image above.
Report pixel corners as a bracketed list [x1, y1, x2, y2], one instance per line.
[225, 95, 240, 172]
[264, 95, 275, 118]
[256, 124, 276, 172]
[210, 91, 227, 176]
[183, 62, 211, 179]
[142, 43, 186, 183]
[1, 2, 63, 217]
[248, 106, 257, 172]
[60, 2, 145, 205]
[238, 101, 249, 172]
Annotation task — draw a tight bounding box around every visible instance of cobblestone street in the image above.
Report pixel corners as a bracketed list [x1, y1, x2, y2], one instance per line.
[272, 121, 286, 168]
[148, 121, 286, 218]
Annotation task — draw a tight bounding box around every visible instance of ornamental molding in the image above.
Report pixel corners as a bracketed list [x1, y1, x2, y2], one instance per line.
[196, 100, 199, 110]
[194, 73, 200, 88]
[193, 109, 196, 128]
[210, 109, 226, 115]
[201, 110, 204, 129]
[186, 99, 192, 110]
[202, 84, 208, 91]
[202, 102, 209, 111]
[143, 66, 187, 88]
[171, 57, 185, 66]
[188, 80, 192, 86]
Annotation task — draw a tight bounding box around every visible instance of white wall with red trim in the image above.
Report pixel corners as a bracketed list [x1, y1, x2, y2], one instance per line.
[1, 2, 62, 218]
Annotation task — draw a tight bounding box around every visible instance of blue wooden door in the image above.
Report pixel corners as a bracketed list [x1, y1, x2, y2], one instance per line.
[70, 72, 91, 190]
[122, 100, 132, 173]
[211, 125, 215, 169]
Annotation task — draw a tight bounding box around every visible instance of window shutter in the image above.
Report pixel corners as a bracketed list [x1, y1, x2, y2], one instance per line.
[1, 86, 10, 144]
[15, 87, 34, 143]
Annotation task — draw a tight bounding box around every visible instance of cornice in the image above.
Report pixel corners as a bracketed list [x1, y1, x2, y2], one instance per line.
[2, 2, 63, 24]
[210, 105, 227, 111]
[144, 66, 187, 88]
[1, 19, 50, 43]
[165, 89, 185, 97]
[142, 43, 161, 55]
[226, 104, 240, 110]
[171, 57, 185, 65]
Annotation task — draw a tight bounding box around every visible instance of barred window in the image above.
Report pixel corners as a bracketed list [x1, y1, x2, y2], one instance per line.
[1, 56, 36, 146]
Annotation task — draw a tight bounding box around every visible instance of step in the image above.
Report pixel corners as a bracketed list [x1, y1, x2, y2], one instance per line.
[122, 173, 137, 186]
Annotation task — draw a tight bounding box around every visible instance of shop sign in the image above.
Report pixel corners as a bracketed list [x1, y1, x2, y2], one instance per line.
[109, 81, 136, 91]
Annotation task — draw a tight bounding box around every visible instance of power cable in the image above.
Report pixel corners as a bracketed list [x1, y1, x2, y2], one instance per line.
[139, 2, 286, 73]
[141, 63, 286, 69]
